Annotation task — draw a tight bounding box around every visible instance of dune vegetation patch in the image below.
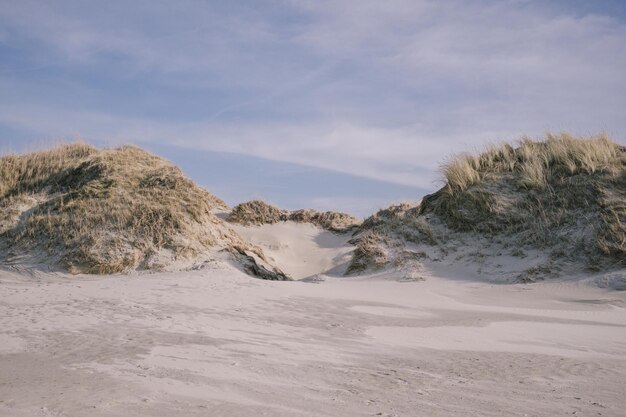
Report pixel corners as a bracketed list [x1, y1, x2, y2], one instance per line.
[2, 134, 623, 283]
[0, 144, 281, 276]
[348, 133, 626, 279]
[228, 200, 361, 233]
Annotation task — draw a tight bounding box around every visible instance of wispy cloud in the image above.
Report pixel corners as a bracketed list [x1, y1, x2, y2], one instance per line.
[0, 0, 625, 191]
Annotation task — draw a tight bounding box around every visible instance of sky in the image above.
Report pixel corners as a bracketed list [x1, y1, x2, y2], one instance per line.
[1, 0, 625, 217]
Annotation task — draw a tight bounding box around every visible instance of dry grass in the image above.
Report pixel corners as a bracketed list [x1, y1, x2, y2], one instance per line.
[441, 133, 620, 193]
[228, 200, 361, 233]
[441, 154, 482, 193]
[360, 203, 437, 246]
[228, 200, 289, 225]
[0, 144, 251, 274]
[427, 133, 626, 268]
[346, 203, 441, 275]
[349, 133, 625, 276]
[346, 230, 390, 274]
[288, 209, 361, 232]
[0, 143, 97, 198]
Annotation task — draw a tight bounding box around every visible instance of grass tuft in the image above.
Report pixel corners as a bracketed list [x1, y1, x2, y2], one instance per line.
[441, 133, 620, 193]
[228, 200, 361, 233]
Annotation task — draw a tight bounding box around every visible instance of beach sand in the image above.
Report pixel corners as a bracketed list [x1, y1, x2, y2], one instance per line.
[1, 222, 625, 417]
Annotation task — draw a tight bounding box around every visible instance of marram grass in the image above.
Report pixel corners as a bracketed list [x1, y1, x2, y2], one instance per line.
[349, 133, 625, 276]
[0, 144, 234, 273]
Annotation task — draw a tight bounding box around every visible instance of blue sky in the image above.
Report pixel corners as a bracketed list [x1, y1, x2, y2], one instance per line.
[1, 0, 625, 216]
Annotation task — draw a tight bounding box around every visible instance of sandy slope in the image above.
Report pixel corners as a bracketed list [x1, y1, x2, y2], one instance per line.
[230, 221, 355, 279]
[1, 223, 626, 417]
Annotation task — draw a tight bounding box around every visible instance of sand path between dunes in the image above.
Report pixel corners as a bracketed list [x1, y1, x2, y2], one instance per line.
[229, 221, 356, 279]
[1, 264, 626, 417]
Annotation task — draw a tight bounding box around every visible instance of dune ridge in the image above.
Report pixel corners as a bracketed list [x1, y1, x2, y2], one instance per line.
[1, 134, 624, 285]
[348, 133, 625, 283]
[0, 144, 286, 278]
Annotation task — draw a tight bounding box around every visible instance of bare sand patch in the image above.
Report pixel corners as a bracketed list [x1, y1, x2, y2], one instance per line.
[2, 266, 625, 417]
[230, 221, 355, 279]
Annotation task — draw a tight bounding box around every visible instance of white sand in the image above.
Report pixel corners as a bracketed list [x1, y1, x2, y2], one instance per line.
[1, 223, 626, 416]
[230, 221, 355, 279]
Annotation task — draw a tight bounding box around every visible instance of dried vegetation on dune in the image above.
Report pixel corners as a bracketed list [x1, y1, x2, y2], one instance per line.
[228, 200, 287, 225]
[348, 133, 626, 279]
[0, 144, 285, 277]
[3, 133, 623, 283]
[228, 199, 361, 232]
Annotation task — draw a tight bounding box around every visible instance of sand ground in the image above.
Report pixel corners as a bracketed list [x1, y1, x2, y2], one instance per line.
[1, 223, 625, 417]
